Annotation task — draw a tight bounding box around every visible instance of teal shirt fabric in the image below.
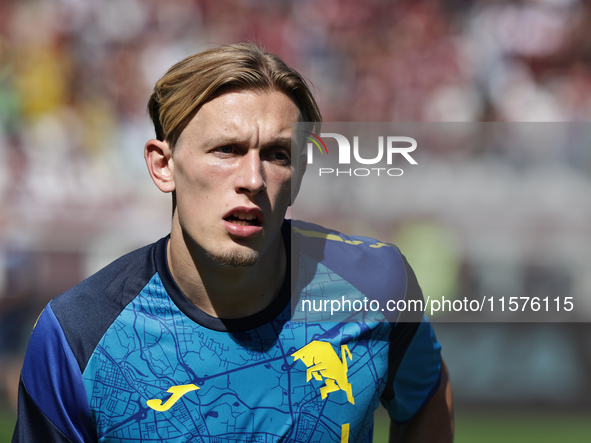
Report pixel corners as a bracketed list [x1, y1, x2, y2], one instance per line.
[15, 220, 442, 442]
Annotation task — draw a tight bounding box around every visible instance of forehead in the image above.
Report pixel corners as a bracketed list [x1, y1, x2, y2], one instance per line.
[178, 89, 300, 146]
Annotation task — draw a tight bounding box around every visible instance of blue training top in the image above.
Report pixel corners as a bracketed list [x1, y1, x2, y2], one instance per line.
[13, 220, 441, 442]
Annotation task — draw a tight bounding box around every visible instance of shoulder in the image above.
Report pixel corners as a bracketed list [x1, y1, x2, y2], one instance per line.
[289, 220, 422, 321]
[289, 219, 409, 280]
[50, 237, 166, 371]
[52, 239, 160, 315]
[289, 219, 404, 260]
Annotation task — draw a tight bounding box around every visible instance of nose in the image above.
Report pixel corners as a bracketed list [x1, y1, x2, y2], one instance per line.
[235, 151, 266, 195]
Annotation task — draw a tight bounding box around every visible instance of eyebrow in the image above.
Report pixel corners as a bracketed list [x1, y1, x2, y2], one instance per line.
[203, 135, 293, 150]
[261, 137, 292, 150]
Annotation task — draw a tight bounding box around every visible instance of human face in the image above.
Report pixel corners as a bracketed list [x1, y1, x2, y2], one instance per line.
[170, 90, 300, 267]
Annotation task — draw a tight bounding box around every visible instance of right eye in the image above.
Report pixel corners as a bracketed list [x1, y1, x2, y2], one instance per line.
[213, 145, 235, 155]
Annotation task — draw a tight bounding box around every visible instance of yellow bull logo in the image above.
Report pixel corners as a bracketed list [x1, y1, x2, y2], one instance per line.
[291, 341, 355, 405]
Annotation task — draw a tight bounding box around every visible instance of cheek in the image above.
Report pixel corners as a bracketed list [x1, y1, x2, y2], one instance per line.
[269, 172, 294, 204]
[174, 161, 216, 193]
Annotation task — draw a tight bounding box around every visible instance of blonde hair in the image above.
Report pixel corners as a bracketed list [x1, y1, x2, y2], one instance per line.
[148, 42, 322, 147]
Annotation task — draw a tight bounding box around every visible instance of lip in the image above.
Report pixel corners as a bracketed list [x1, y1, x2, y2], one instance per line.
[222, 206, 264, 238]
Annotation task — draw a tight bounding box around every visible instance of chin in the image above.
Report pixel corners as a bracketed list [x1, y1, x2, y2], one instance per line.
[206, 248, 260, 267]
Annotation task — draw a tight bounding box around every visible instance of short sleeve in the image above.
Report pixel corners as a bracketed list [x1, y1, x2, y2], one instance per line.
[381, 317, 442, 423]
[13, 302, 96, 442]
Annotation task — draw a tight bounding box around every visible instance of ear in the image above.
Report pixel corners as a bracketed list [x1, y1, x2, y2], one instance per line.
[289, 150, 307, 206]
[145, 139, 175, 193]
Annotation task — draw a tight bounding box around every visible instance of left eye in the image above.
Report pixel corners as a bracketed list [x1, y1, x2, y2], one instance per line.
[268, 150, 291, 164]
[218, 145, 234, 154]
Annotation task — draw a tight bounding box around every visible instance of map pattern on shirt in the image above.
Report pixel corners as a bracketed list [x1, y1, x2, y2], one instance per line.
[83, 262, 390, 442]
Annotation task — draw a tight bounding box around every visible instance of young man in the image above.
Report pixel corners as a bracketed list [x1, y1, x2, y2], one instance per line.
[13, 43, 453, 442]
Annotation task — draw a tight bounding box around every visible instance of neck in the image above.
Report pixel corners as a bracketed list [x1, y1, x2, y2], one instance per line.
[167, 223, 286, 319]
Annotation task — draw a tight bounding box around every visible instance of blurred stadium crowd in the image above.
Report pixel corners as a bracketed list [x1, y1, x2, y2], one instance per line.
[1, 0, 591, 417]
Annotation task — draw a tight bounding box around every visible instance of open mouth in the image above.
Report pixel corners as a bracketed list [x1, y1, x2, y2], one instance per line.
[224, 212, 262, 227]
